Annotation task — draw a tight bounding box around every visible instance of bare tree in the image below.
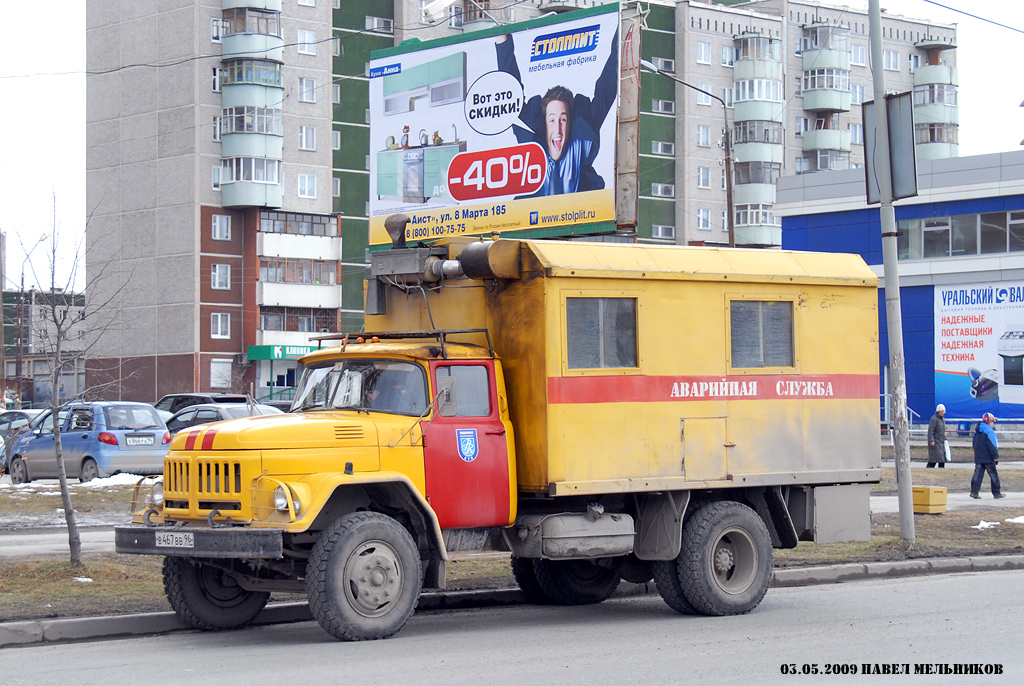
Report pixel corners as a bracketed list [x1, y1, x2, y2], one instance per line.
[17, 198, 133, 565]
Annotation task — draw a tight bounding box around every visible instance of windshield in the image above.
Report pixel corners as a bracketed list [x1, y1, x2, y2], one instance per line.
[293, 359, 428, 416]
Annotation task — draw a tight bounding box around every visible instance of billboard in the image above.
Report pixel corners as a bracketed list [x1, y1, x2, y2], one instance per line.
[367, 5, 619, 246]
[934, 280, 1024, 419]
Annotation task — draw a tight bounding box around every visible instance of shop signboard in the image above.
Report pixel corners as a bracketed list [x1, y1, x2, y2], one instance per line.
[367, 4, 619, 246]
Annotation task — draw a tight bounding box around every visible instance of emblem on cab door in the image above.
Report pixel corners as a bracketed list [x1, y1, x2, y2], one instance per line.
[456, 429, 479, 462]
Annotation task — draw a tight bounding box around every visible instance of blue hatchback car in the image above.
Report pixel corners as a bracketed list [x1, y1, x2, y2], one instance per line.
[7, 402, 171, 484]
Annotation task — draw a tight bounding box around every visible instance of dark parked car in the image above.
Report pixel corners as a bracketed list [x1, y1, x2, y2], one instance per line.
[7, 402, 170, 484]
[165, 402, 283, 435]
[0, 408, 46, 474]
[153, 393, 249, 415]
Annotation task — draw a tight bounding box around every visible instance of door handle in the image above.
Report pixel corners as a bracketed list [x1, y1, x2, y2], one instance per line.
[485, 429, 506, 435]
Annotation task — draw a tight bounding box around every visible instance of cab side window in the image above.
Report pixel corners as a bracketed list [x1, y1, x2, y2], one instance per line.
[436, 365, 491, 417]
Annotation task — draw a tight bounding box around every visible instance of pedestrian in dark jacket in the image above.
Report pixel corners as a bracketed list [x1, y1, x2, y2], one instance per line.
[971, 412, 1005, 499]
[927, 403, 947, 468]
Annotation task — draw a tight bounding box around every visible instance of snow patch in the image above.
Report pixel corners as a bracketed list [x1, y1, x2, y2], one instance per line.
[971, 520, 1002, 529]
[73, 577, 94, 583]
[1006, 515, 1024, 524]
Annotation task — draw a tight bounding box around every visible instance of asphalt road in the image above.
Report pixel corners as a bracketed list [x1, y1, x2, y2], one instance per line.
[3, 570, 1021, 685]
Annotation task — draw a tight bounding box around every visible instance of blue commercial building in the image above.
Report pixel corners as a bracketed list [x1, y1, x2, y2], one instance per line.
[776, 151, 1024, 425]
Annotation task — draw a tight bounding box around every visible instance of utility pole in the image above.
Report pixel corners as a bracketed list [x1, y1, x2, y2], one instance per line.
[869, 0, 914, 543]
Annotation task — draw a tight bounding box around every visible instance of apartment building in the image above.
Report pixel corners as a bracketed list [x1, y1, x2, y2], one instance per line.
[85, 1, 958, 399]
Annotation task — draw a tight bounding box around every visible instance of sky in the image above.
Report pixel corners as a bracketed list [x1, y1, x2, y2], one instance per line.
[0, 0, 1021, 292]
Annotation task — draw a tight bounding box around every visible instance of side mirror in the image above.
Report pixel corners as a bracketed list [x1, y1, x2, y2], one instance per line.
[436, 376, 458, 417]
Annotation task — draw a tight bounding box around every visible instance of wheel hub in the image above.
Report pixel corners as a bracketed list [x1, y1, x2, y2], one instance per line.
[714, 546, 735, 575]
[345, 541, 403, 618]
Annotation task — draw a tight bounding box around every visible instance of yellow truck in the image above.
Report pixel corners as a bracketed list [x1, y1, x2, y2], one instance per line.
[115, 233, 881, 641]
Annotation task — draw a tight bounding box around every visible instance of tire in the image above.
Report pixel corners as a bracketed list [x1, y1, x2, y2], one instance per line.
[676, 501, 773, 616]
[652, 558, 698, 615]
[162, 557, 270, 630]
[510, 557, 550, 604]
[9, 457, 29, 485]
[80, 458, 98, 483]
[532, 558, 621, 605]
[306, 511, 422, 641]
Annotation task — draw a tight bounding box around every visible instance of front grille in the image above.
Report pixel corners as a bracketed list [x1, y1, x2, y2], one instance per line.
[197, 460, 243, 495]
[163, 454, 250, 517]
[335, 424, 364, 441]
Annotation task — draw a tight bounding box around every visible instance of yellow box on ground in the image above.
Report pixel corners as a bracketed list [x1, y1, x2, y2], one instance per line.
[913, 485, 947, 514]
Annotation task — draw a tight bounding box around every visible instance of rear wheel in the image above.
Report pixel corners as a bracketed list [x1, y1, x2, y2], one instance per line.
[675, 501, 773, 616]
[79, 458, 98, 483]
[532, 558, 620, 605]
[306, 511, 422, 641]
[163, 557, 270, 630]
[9, 457, 29, 485]
[510, 557, 549, 604]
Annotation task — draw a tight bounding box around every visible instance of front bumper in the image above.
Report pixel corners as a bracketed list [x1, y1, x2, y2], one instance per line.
[115, 525, 283, 559]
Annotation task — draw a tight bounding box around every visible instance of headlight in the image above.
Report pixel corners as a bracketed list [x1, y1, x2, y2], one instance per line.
[145, 481, 164, 508]
[273, 484, 302, 516]
[273, 486, 289, 511]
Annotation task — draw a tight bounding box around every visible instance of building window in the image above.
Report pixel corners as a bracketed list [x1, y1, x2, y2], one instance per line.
[909, 54, 920, 72]
[221, 106, 283, 136]
[849, 123, 864, 145]
[212, 166, 222, 191]
[795, 157, 809, 174]
[721, 169, 727, 189]
[212, 215, 231, 241]
[697, 125, 711, 147]
[696, 86, 712, 106]
[794, 117, 809, 137]
[696, 42, 711, 64]
[331, 37, 341, 57]
[651, 98, 675, 114]
[851, 44, 867, 66]
[697, 167, 711, 188]
[566, 297, 637, 369]
[733, 120, 783, 145]
[222, 59, 283, 87]
[212, 116, 222, 142]
[211, 313, 231, 339]
[817, 149, 850, 171]
[721, 87, 733, 108]
[297, 29, 316, 55]
[260, 258, 338, 285]
[735, 203, 780, 226]
[721, 46, 734, 67]
[298, 173, 317, 198]
[734, 36, 781, 61]
[652, 224, 674, 240]
[651, 183, 675, 198]
[299, 77, 317, 103]
[222, 8, 280, 37]
[733, 78, 783, 102]
[915, 123, 959, 145]
[730, 300, 794, 368]
[734, 161, 782, 185]
[697, 208, 711, 230]
[651, 141, 674, 156]
[210, 359, 233, 388]
[212, 67, 222, 92]
[802, 68, 851, 92]
[299, 126, 317, 151]
[260, 211, 337, 236]
[883, 49, 899, 71]
[914, 83, 957, 106]
[366, 16, 394, 34]
[652, 56, 674, 73]
[221, 157, 282, 184]
[332, 130, 341, 150]
[332, 83, 341, 104]
[332, 177, 341, 197]
[211, 18, 227, 42]
[211, 264, 231, 290]
[298, 0, 315, 6]
[850, 83, 866, 105]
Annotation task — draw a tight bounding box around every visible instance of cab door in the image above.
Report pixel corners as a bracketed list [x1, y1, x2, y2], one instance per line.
[422, 361, 512, 529]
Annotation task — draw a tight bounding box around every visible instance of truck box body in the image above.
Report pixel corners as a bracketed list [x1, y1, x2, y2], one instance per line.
[367, 239, 881, 495]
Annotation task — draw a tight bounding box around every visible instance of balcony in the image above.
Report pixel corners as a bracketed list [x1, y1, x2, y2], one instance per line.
[257, 281, 341, 309]
[254, 329, 322, 348]
[802, 129, 850, 153]
[539, 0, 589, 11]
[221, 33, 283, 63]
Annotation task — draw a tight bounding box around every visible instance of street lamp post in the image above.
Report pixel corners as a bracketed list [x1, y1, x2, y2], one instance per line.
[640, 60, 735, 248]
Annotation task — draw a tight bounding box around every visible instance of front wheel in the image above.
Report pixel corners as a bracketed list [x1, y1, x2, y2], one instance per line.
[306, 511, 422, 641]
[163, 557, 270, 630]
[676, 501, 773, 616]
[532, 558, 621, 605]
[9, 457, 29, 485]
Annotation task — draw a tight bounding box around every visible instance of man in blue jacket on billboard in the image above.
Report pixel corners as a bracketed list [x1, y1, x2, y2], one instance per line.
[971, 412, 1005, 499]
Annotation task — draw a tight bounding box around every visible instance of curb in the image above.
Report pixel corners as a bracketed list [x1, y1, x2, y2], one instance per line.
[3, 556, 1023, 648]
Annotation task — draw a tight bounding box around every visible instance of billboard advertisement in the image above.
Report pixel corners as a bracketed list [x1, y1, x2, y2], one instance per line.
[935, 280, 1024, 419]
[367, 5, 619, 246]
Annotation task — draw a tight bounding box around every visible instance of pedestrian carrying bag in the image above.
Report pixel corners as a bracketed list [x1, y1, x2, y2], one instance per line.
[944, 442, 952, 462]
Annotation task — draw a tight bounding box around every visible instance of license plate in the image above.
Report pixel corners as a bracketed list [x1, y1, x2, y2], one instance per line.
[155, 531, 194, 548]
[126, 435, 154, 445]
